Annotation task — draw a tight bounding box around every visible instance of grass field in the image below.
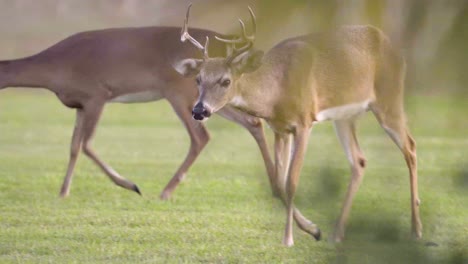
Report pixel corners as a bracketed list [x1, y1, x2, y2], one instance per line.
[0, 90, 466, 263]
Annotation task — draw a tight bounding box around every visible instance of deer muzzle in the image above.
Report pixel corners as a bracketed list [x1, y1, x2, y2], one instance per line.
[192, 102, 212, 121]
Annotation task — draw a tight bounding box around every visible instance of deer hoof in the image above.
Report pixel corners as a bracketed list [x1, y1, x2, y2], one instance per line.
[312, 228, 322, 241]
[133, 185, 142, 196]
[412, 230, 422, 240]
[159, 191, 171, 201]
[329, 231, 344, 243]
[59, 191, 70, 199]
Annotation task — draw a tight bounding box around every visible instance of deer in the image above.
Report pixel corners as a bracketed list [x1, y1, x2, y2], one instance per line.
[174, 5, 422, 246]
[0, 7, 277, 201]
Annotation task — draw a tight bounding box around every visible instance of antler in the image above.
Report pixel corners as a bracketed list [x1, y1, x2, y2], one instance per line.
[215, 6, 257, 44]
[180, 3, 210, 59]
[215, 6, 257, 64]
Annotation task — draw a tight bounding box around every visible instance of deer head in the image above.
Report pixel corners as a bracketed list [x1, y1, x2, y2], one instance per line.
[174, 4, 264, 121]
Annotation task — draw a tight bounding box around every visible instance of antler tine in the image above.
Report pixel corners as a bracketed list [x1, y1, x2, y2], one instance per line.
[215, 6, 257, 44]
[203, 36, 209, 59]
[225, 42, 253, 64]
[235, 7, 256, 41]
[214, 19, 248, 44]
[238, 19, 248, 40]
[180, 3, 189, 41]
[180, 3, 205, 50]
[247, 6, 257, 40]
[215, 35, 243, 44]
[215, 21, 244, 44]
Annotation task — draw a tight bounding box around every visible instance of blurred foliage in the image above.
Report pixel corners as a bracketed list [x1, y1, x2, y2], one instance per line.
[0, 0, 467, 94]
[254, 0, 468, 95]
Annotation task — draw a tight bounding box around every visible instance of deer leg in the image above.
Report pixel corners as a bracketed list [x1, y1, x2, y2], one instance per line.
[372, 106, 422, 239]
[217, 106, 276, 196]
[403, 130, 422, 239]
[59, 110, 85, 198]
[275, 132, 321, 243]
[331, 119, 367, 242]
[274, 133, 292, 197]
[80, 102, 141, 195]
[281, 128, 311, 247]
[160, 101, 209, 200]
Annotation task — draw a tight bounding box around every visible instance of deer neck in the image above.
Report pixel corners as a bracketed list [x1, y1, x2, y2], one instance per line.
[0, 56, 53, 90]
[231, 67, 280, 120]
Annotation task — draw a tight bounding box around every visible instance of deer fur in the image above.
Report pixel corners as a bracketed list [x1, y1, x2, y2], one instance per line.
[0, 26, 276, 199]
[178, 7, 422, 246]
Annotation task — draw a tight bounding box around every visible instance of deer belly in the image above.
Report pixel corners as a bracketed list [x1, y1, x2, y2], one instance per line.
[109, 90, 163, 103]
[315, 99, 371, 122]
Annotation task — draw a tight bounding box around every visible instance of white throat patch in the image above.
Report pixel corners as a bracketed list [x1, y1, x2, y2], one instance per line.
[230, 95, 248, 108]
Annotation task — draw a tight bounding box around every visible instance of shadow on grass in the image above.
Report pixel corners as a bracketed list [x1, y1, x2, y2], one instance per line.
[297, 164, 348, 235]
[331, 212, 467, 264]
[331, 204, 468, 264]
[453, 163, 468, 192]
[299, 165, 468, 264]
[300, 165, 347, 213]
[254, 159, 467, 264]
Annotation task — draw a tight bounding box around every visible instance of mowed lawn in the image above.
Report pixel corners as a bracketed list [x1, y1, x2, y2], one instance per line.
[0, 90, 466, 263]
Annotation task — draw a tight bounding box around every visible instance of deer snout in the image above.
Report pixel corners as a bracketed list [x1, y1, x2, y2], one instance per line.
[192, 102, 212, 121]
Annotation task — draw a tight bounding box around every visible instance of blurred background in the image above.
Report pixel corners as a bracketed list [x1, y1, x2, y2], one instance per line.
[0, 0, 466, 96]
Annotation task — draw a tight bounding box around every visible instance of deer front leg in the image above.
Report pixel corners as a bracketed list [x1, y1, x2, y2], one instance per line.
[275, 132, 321, 243]
[281, 128, 311, 246]
[218, 106, 276, 196]
[160, 100, 209, 200]
[274, 133, 291, 198]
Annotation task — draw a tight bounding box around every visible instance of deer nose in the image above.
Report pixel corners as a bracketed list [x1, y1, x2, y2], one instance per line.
[192, 102, 211, 120]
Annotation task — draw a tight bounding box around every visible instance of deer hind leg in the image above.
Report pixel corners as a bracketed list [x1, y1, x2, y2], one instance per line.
[331, 119, 367, 242]
[218, 106, 276, 196]
[59, 110, 85, 198]
[371, 105, 422, 239]
[160, 100, 210, 200]
[80, 101, 141, 195]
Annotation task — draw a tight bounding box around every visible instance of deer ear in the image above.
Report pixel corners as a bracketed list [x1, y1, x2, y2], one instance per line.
[231, 50, 264, 74]
[173, 59, 203, 77]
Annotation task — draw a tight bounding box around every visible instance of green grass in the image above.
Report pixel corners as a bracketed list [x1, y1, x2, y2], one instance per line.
[0, 89, 467, 263]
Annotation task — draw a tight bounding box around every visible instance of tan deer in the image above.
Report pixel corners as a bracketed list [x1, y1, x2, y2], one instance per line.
[174, 5, 422, 246]
[0, 10, 276, 200]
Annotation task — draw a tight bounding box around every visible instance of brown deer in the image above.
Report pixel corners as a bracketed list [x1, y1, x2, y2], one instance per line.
[175, 5, 422, 246]
[0, 8, 276, 200]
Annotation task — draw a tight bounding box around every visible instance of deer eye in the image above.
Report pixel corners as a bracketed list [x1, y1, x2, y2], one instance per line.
[220, 79, 231, 87]
[196, 76, 201, 86]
